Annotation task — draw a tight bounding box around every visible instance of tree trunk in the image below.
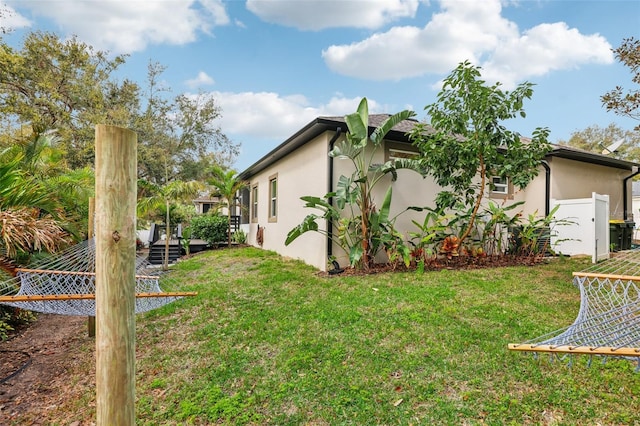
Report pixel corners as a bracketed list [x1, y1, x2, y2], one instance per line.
[459, 156, 486, 246]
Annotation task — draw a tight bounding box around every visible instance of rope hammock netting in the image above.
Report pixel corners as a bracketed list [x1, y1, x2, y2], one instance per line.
[0, 239, 195, 316]
[509, 249, 640, 363]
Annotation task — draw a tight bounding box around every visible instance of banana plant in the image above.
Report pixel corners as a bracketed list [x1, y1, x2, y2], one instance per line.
[287, 98, 424, 269]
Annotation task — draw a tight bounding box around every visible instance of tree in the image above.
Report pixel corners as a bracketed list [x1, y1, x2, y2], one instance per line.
[409, 61, 550, 247]
[0, 31, 133, 168]
[602, 37, 640, 131]
[134, 62, 239, 185]
[208, 166, 248, 247]
[286, 98, 420, 269]
[558, 123, 640, 162]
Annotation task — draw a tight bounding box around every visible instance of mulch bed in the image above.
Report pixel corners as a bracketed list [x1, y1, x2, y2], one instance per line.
[323, 254, 548, 276]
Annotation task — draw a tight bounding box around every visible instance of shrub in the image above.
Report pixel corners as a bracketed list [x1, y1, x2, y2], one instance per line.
[190, 214, 228, 246]
[0, 306, 35, 341]
[232, 229, 247, 244]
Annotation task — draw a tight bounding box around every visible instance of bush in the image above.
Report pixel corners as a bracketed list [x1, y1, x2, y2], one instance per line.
[232, 229, 247, 244]
[190, 214, 228, 246]
[0, 306, 35, 341]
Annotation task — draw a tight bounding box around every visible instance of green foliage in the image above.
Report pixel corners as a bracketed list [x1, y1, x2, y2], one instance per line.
[208, 165, 248, 247]
[190, 214, 228, 245]
[0, 31, 130, 168]
[601, 37, 640, 131]
[232, 228, 247, 244]
[558, 123, 640, 162]
[287, 97, 421, 269]
[510, 204, 574, 256]
[0, 31, 237, 180]
[0, 307, 35, 341]
[410, 61, 550, 246]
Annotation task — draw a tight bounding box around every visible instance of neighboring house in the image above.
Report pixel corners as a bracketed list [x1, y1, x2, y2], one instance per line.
[237, 115, 640, 271]
[193, 193, 242, 232]
[193, 195, 221, 214]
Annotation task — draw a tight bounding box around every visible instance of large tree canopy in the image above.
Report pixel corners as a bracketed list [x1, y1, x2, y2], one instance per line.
[134, 62, 239, 185]
[558, 123, 640, 162]
[602, 37, 640, 131]
[0, 31, 238, 180]
[0, 31, 133, 168]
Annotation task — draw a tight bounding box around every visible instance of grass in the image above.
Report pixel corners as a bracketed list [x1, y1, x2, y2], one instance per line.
[48, 248, 640, 424]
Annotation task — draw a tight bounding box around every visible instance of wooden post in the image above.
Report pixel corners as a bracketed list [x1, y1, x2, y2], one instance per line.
[95, 125, 137, 425]
[88, 197, 95, 337]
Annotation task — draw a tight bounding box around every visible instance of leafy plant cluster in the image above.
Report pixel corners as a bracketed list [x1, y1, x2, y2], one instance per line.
[189, 214, 229, 246]
[407, 202, 571, 271]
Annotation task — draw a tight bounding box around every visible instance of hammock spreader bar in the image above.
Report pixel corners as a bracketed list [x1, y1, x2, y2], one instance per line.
[508, 343, 640, 357]
[0, 292, 198, 302]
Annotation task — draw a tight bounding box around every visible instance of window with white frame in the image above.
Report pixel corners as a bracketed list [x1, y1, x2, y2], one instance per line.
[490, 176, 513, 199]
[268, 174, 277, 222]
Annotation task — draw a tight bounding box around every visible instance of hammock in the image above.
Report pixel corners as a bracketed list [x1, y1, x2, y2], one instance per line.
[0, 239, 196, 316]
[509, 250, 640, 361]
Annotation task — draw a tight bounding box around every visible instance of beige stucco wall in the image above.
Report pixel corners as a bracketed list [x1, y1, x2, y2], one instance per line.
[246, 132, 331, 270]
[546, 157, 630, 221]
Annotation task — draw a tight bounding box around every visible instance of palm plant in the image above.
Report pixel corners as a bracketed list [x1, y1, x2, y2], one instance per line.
[208, 166, 248, 247]
[0, 156, 71, 262]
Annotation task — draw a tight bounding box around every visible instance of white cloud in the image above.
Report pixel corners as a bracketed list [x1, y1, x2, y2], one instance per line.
[185, 71, 215, 89]
[0, 4, 31, 31]
[480, 22, 614, 87]
[210, 91, 382, 140]
[7, 0, 230, 54]
[246, 0, 420, 31]
[210, 91, 390, 170]
[322, 0, 613, 88]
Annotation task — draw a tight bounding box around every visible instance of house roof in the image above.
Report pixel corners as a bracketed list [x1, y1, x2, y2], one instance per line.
[238, 114, 640, 179]
[238, 114, 417, 179]
[547, 144, 639, 171]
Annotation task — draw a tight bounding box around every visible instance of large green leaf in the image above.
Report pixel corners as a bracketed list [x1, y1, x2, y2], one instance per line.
[285, 214, 320, 246]
[370, 109, 416, 146]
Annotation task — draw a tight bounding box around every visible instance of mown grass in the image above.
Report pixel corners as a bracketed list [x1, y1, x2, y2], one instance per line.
[53, 248, 640, 424]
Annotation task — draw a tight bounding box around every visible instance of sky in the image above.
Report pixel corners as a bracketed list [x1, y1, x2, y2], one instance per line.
[1, 0, 639, 172]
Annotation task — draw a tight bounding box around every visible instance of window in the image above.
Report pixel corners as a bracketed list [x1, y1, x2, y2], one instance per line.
[268, 174, 278, 222]
[251, 184, 258, 223]
[490, 176, 513, 199]
[385, 141, 419, 161]
[240, 188, 250, 224]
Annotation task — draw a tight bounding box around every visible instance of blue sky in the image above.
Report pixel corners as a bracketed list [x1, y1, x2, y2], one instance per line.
[2, 0, 639, 171]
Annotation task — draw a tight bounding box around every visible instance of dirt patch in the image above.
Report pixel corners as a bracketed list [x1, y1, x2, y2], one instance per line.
[0, 314, 91, 425]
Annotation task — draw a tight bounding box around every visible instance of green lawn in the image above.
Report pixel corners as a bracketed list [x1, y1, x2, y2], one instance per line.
[58, 248, 640, 424]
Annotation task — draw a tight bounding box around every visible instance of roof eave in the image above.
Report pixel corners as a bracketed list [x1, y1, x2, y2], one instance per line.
[548, 146, 640, 171]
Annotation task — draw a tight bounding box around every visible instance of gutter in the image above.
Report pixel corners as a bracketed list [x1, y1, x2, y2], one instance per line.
[327, 127, 342, 259]
[541, 160, 551, 217]
[623, 166, 640, 221]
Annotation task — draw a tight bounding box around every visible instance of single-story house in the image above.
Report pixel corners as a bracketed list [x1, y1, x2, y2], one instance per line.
[193, 194, 222, 214]
[237, 114, 640, 271]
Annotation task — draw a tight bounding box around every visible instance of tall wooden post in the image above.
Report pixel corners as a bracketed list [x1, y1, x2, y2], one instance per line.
[95, 125, 137, 425]
[88, 197, 95, 338]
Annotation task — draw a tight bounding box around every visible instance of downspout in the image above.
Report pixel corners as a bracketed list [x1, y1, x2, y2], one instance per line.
[623, 166, 640, 221]
[541, 160, 551, 217]
[327, 127, 342, 260]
